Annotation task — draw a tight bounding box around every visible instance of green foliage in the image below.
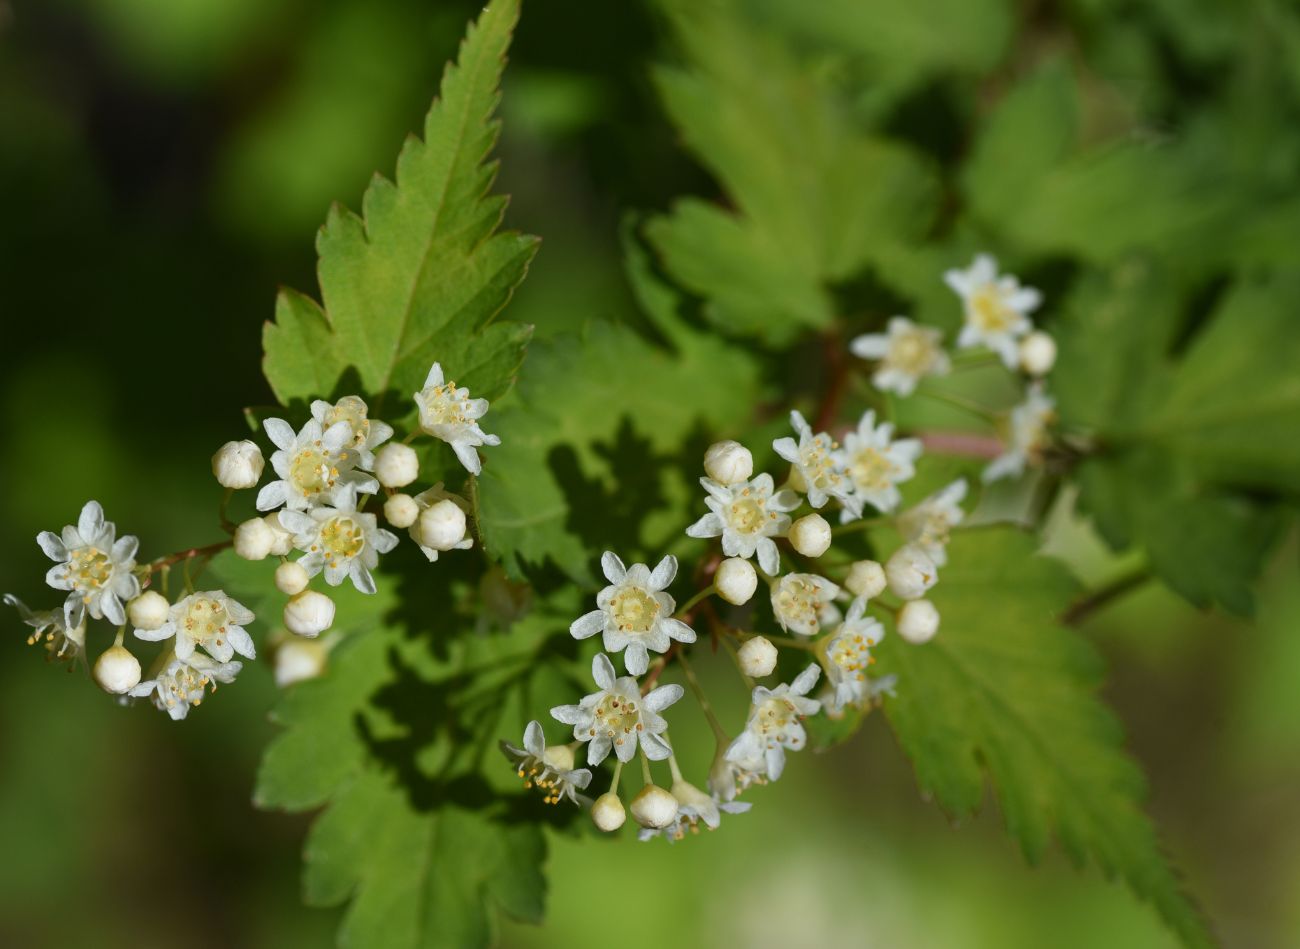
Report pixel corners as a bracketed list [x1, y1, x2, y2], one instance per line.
[475, 228, 763, 582]
[877, 528, 1214, 949]
[1054, 263, 1298, 613]
[644, 0, 939, 344]
[262, 0, 536, 413]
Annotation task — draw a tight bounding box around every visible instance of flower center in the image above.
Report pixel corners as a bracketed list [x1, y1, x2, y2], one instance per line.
[798, 435, 843, 494]
[849, 447, 895, 492]
[325, 396, 371, 450]
[971, 285, 1015, 332]
[419, 384, 469, 427]
[69, 547, 113, 592]
[890, 331, 934, 375]
[320, 515, 366, 564]
[828, 628, 874, 683]
[727, 496, 769, 535]
[774, 578, 820, 628]
[753, 697, 802, 748]
[610, 586, 659, 633]
[289, 447, 338, 497]
[182, 597, 230, 648]
[592, 693, 643, 741]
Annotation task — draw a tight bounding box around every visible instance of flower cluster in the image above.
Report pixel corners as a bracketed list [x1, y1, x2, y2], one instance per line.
[7, 360, 502, 719]
[503, 255, 1062, 842]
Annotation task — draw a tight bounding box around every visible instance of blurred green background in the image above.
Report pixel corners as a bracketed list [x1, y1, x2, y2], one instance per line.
[2, 0, 1298, 946]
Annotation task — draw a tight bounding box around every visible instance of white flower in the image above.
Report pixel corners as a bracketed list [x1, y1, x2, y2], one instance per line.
[4, 594, 86, 661]
[407, 484, 474, 562]
[278, 505, 398, 594]
[310, 395, 393, 468]
[129, 652, 241, 721]
[839, 410, 922, 518]
[500, 720, 593, 807]
[725, 665, 821, 782]
[550, 653, 683, 766]
[822, 598, 884, 715]
[686, 473, 799, 576]
[570, 553, 696, 675]
[703, 440, 753, 485]
[134, 590, 256, 664]
[897, 479, 967, 567]
[413, 362, 500, 475]
[709, 739, 768, 802]
[770, 572, 840, 637]
[715, 557, 758, 606]
[638, 779, 751, 843]
[1019, 330, 1057, 376]
[944, 253, 1040, 368]
[849, 316, 950, 396]
[983, 385, 1056, 483]
[38, 500, 140, 628]
[885, 544, 939, 600]
[773, 411, 854, 511]
[256, 418, 378, 513]
[737, 635, 778, 677]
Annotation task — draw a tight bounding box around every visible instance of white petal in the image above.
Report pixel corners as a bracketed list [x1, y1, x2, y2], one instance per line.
[36, 532, 68, 562]
[771, 437, 799, 464]
[640, 732, 671, 761]
[134, 621, 176, 643]
[569, 610, 606, 640]
[849, 334, 890, 359]
[78, 501, 104, 540]
[592, 653, 617, 690]
[600, 551, 626, 584]
[661, 618, 696, 644]
[648, 555, 678, 591]
[792, 663, 821, 695]
[263, 418, 296, 450]
[423, 362, 444, 388]
[623, 643, 649, 676]
[523, 720, 545, 757]
[757, 539, 780, 576]
[451, 440, 482, 475]
[685, 513, 723, 539]
[588, 737, 612, 767]
[644, 683, 683, 713]
[255, 481, 290, 512]
[550, 704, 586, 726]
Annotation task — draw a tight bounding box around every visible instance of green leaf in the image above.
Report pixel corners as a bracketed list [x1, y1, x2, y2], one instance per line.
[476, 226, 764, 581]
[261, 0, 536, 411]
[645, 1, 939, 344]
[1054, 263, 1298, 612]
[877, 528, 1214, 949]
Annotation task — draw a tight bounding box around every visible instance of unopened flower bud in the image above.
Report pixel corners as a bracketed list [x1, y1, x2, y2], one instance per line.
[283, 590, 335, 638]
[211, 440, 264, 489]
[898, 599, 940, 644]
[274, 637, 329, 687]
[374, 443, 419, 488]
[704, 440, 753, 485]
[715, 557, 757, 605]
[788, 513, 832, 557]
[274, 560, 310, 596]
[416, 499, 467, 551]
[738, 635, 778, 677]
[93, 645, 141, 694]
[127, 590, 169, 631]
[630, 784, 679, 829]
[234, 517, 275, 561]
[384, 493, 419, 529]
[263, 512, 294, 556]
[844, 560, 887, 599]
[591, 792, 626, 832]
[886, 544, 938, 600]
[1019, 331, 1057, 376]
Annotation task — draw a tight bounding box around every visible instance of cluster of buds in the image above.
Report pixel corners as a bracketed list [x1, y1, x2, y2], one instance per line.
[7, 361, 501, 718]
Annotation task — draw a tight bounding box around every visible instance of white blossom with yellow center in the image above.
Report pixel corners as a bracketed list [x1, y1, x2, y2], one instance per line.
[310, 395, 393, 468]
[839, 410, 922, 519]
[685, 473, 799, 576]
[129, 652, 242, 721]
[770, 572, 841, 637]
[413, 362, 500, 475]
[725, 665, 821, 781]
[405, 484, 475, 562]
[896, 479, 967, 567]
[4, 594, 86, 662]
[944, 253, 1041, 368]
[500, 720, 593, 807]
[821, 597, 885, 715]
[983, 384, 1056, 483]
[257, 417, 378, 513]
[279, 504, 398, 594]
[134, 590, 256, 664]
[849, 316, 951, 397]
[551, 653, 683, 766]
[773, 411, 854, 511]
[37, 500, 140, 628]
[638, 774, 751, 843]
[570, 552, 696, 675]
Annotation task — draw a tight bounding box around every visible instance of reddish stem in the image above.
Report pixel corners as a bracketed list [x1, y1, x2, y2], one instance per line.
[919, 430, 1004, 459]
